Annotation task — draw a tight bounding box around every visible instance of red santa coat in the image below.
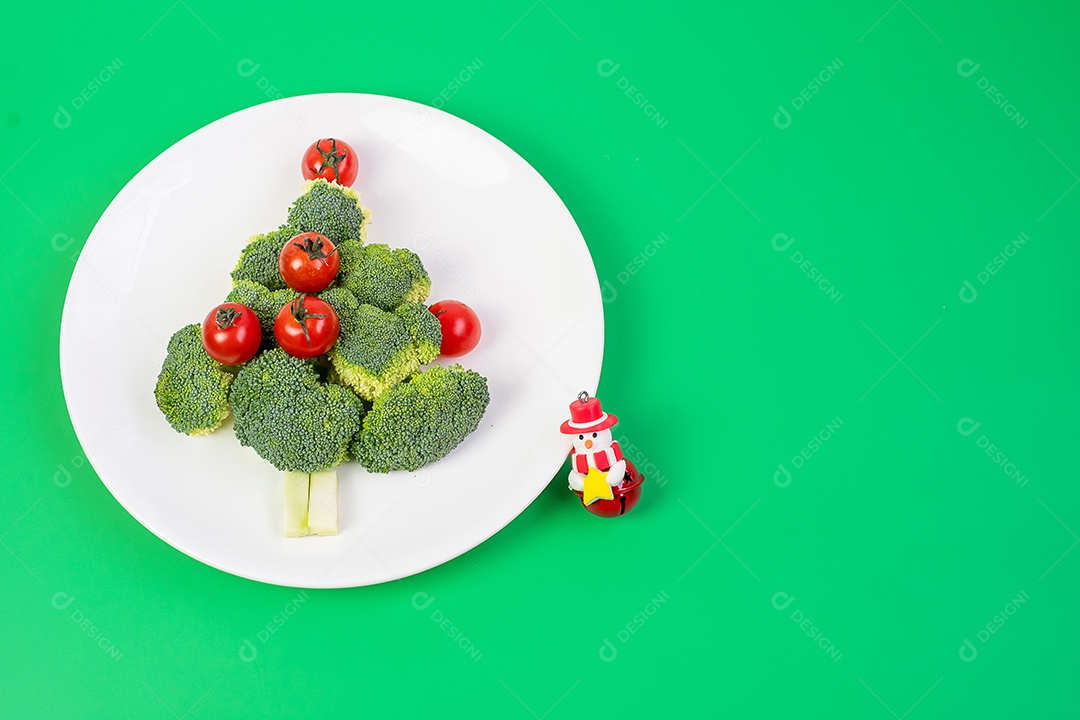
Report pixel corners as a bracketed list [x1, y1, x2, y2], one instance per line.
[573, 441, 623, 475]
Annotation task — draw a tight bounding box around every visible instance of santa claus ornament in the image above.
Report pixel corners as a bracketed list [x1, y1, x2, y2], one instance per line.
[561, 391, 645, 517]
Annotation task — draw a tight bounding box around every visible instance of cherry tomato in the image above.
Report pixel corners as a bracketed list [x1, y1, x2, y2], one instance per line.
[279, 232, 340, 293]
[201, 302, 262, 365]
[430, 300, 481, 357]
[301, 138, 358, 186]
[274, 296, 340, 359]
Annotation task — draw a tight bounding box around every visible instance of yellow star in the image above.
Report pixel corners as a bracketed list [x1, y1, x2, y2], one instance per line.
[581, 466, 614, 506]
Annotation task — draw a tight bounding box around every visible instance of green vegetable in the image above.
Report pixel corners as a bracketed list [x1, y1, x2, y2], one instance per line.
[226, 281, 357, 349]
[353, 364, 489, 472]
[225, 280, 299, 344]
[335, 238, 364, 273]
[283, 471, 309, 538]
[306, 470, 338, 535]
[282, 469, 338, 537]
[395, 302, 442, 364]
[231, 229, 291, 291]
[329, 304, 419, 401]
[318, 285, 361, 330]
[337, 242, 430, 311]
[154, 324, 234, 435]
[283, 178, 369, 246]
[229, 348, 365, 473]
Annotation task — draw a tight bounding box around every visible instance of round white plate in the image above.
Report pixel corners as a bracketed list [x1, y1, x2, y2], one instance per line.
[59, 93, 603, 588]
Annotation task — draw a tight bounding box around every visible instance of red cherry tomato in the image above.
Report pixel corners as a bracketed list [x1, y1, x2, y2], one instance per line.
[274, 296, 340, 359]
[279, 232, 340, 293]
[201, 302, 262, 365]
[301, 138, 358, 186]
[430, 300, 481, 357]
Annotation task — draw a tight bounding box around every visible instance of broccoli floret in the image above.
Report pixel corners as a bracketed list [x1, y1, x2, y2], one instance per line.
[353, 364, 489, 472]
[318, 285, 361, 330]
[328, 304, 419, 401]
[396, 248, 432, 305]
[229, 349, 365, 473]
[395, 302, 441, 364]
[336, 238, 365, 279]
[283, 178, 369, 246]
[226, 280, 298, 344]
[231, 229, 290, 290]
[337, 243, 431, 310]
[154, 325, 233, 435]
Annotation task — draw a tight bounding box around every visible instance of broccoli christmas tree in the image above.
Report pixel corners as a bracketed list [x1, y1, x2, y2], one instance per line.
[154, 177, 489, 537]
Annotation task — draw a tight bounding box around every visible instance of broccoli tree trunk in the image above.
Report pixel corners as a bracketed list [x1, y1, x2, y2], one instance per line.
[282, 469, 338, 537]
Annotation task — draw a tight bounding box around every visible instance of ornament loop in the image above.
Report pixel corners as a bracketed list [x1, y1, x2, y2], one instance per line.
[577, 390, 589, 404]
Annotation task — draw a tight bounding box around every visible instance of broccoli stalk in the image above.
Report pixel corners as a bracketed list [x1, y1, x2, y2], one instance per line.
[283, 469, 339, 536]
[283, 471, 310, 538]
[307, 470, 338, 535]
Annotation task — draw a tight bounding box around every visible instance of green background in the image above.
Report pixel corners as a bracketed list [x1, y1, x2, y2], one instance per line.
[3, 1, 1078, 717]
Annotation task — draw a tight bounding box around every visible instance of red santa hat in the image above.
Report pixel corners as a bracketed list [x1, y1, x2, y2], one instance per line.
[560, 392, 618, 434]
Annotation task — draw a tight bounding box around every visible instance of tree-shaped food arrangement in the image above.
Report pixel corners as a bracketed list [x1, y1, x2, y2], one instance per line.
[154, 139, 488, 536]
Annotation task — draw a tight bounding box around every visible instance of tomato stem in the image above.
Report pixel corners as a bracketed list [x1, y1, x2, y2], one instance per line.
[315, 138, 348, 181]
[292, 234, 337, 263]
[215, 306, 242, 330]
[289, 296, 327, 347]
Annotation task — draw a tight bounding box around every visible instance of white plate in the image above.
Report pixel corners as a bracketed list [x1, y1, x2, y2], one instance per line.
[59, 93, 603, 588]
